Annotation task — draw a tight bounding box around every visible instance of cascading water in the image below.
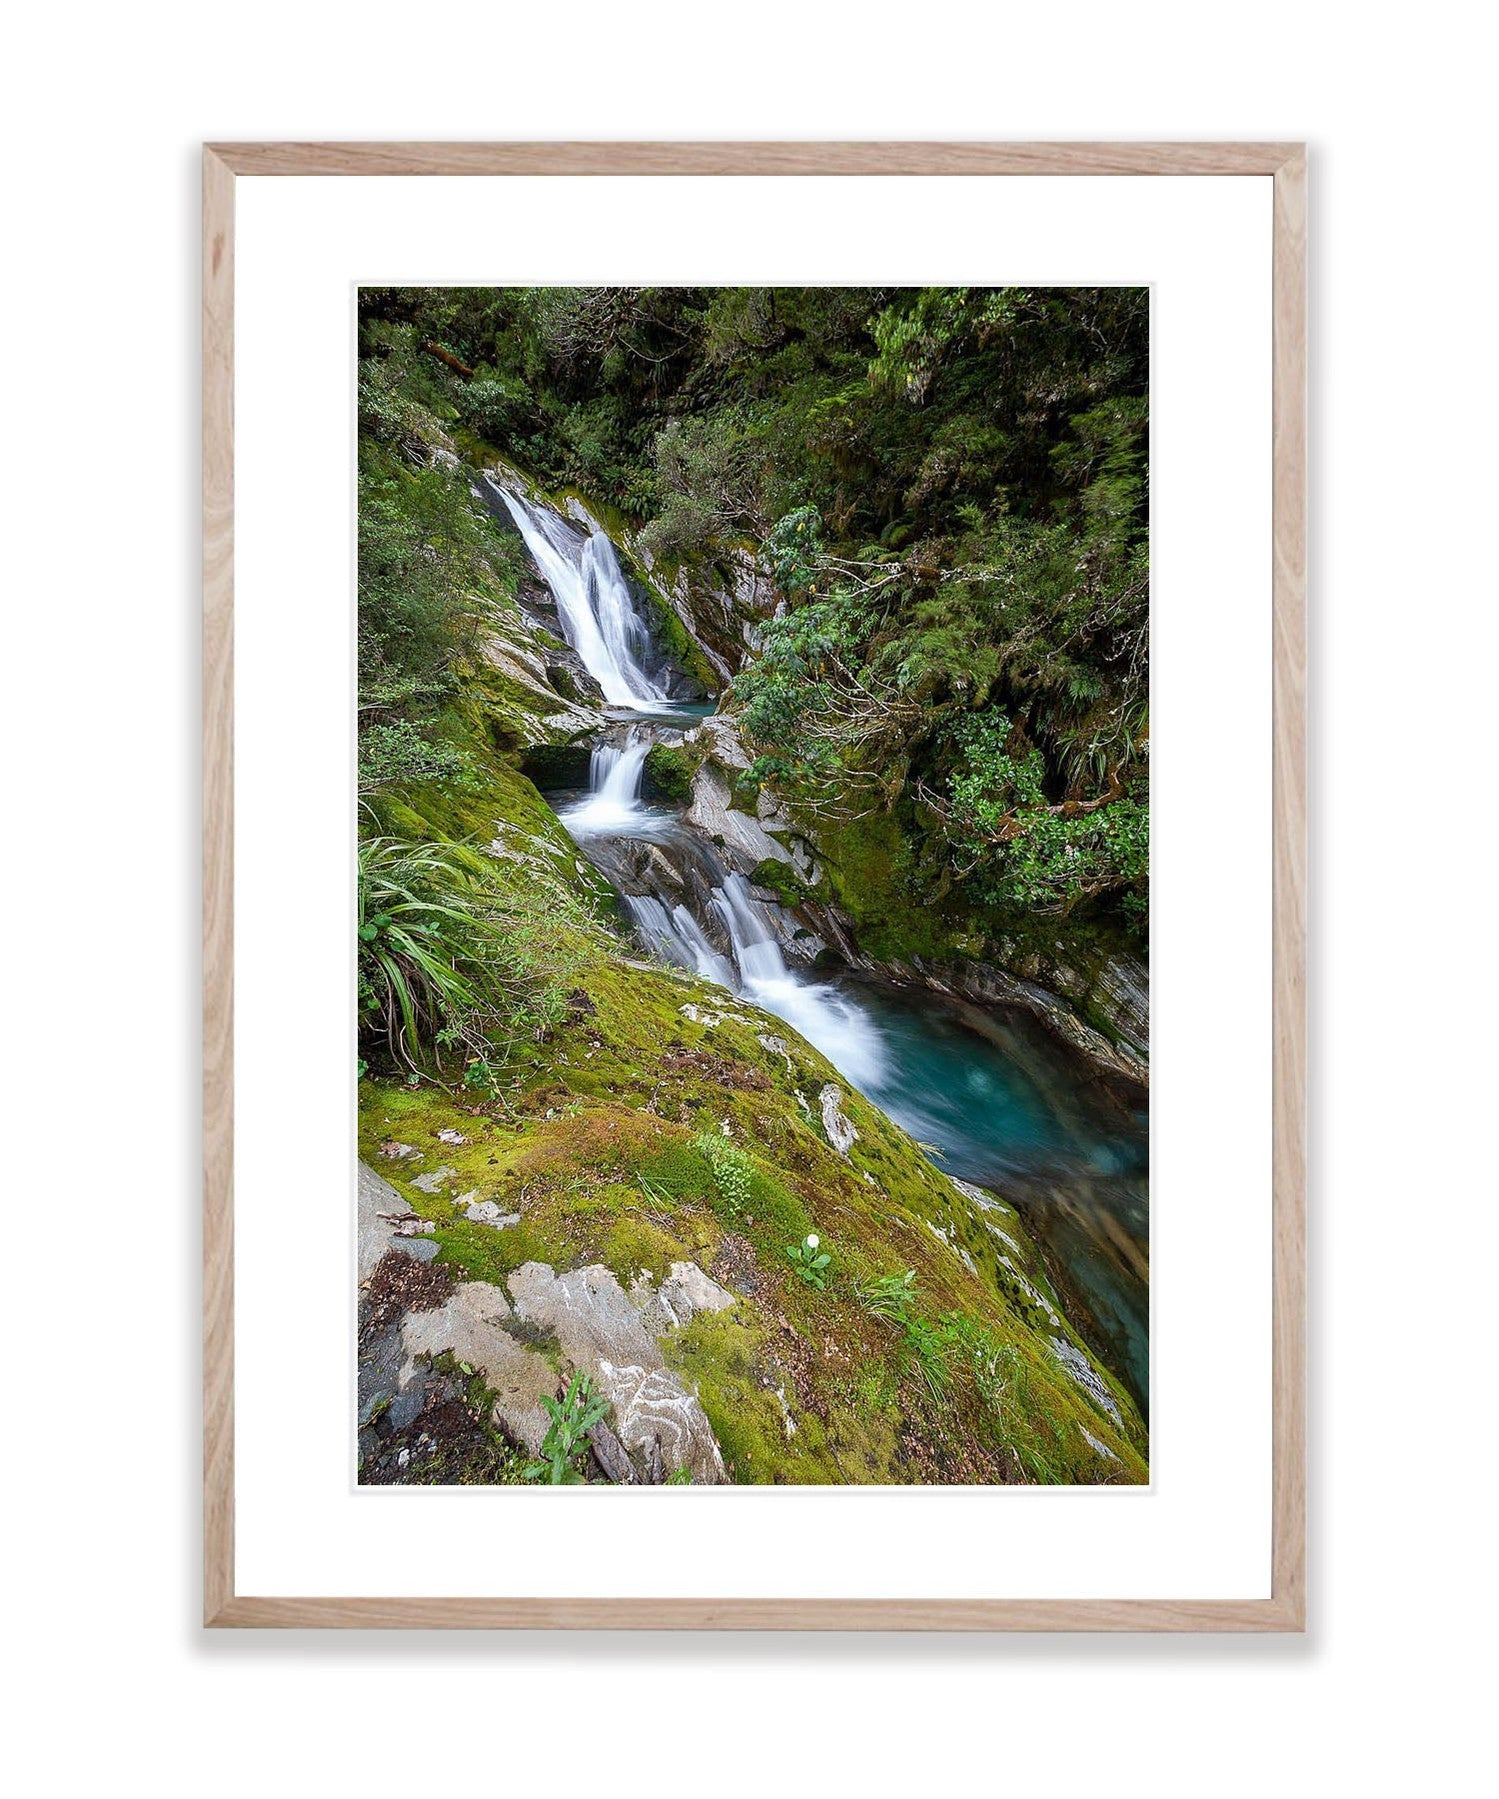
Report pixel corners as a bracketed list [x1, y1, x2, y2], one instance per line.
[560, 736, 656, 836]
[708, 875, 888, 1088]
[621, 895, 738, 990]
[524, 503, 1150, 1410]
[493, 484, 666, 706]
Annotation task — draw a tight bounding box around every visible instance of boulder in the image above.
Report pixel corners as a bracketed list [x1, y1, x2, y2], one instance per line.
[507, 1262, 727, 1484]
[398, 1282, 557, 1456]
[685, 761, 796, 873]
[819, 1083, 859, 1157]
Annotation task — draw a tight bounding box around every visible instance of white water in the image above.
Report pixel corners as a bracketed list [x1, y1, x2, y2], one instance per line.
[560, 737, 657, 835]
[709, 874, 888, 1088]
[622, 895, 738, 989]
[494, 484, 666, 706]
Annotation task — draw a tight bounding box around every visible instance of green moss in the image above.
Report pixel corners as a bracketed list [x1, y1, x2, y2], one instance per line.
[643, 743, 697, 805]
[809, 806, 960, 962]
[749, 857, 811, 907]
[663, 1311, 842, 1484]
[728, 769, 763, 814]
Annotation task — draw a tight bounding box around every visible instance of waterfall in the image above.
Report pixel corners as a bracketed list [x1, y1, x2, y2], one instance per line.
[561, 738, 889, 1086]
[560, 735, 655, 835]
[621, 895, 738, 989]
[493, 484, 666, 706]
[707, 874, 887, 1088]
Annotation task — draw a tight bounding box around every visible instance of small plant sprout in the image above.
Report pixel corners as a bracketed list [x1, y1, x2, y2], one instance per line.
[523, 1370, 609, 1484]
[786, 1232, 832, 1290]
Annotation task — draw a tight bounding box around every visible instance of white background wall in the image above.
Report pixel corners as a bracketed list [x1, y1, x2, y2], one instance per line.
[6, 5, 1492, 1793]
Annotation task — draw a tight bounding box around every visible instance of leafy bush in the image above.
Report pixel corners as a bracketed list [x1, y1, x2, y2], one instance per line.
[940, 712, 1148, 914]
[638, 413, 763, 559]
[358, 720, 471, 795]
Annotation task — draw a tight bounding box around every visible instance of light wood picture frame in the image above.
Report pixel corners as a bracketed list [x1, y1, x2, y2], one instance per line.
[203, 140, 1306, 1631]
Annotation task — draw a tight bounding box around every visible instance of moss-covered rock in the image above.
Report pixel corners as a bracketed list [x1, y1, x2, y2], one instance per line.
[643, 743, 698, 805]
[749, 857, 812, 907]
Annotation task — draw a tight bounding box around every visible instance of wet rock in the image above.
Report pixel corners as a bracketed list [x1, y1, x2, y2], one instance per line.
[1049, 1336, 1123, 1426]
[477, 635, 609, 741]
[685, 761, 796, 874]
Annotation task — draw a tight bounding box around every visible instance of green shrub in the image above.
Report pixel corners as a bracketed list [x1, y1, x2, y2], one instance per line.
[695, 1132, 754, 1216]
[358, 720, 471, 795]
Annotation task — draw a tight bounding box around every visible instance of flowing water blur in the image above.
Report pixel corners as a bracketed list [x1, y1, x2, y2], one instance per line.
[494, 485, 666, 705]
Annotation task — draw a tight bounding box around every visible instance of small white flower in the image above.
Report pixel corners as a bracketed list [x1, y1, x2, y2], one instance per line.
[806, 1234, 819, 1249]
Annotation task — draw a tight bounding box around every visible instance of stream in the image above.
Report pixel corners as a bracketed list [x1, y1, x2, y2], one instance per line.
[498, 484, 1151, 1413]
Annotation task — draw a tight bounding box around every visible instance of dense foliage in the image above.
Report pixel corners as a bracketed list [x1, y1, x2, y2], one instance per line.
[358, 284, 1148, 929]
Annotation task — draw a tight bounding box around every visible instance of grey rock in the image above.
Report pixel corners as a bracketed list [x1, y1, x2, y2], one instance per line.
[411, 1165, 455, 1194]
[631, 1261, 737, 1332]
[507, 1262, 727, 1484]
[660, 1261, 737, 1326]
[590, 1420, 637, 1484]
[1049, 1336, 1123, 1427]
[464, 1199, 522, 1229]
[399, 1283, 557, 1456]
[819, 1083, 858, 1156]
[685, 761, 795, 873]
[358, 1161, 441, 1283]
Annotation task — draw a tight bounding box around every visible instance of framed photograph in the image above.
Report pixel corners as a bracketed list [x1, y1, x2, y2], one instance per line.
[204, 141, 1305, 1629]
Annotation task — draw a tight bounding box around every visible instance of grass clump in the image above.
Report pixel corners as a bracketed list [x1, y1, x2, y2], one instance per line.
[357, 833, 585, 1079]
